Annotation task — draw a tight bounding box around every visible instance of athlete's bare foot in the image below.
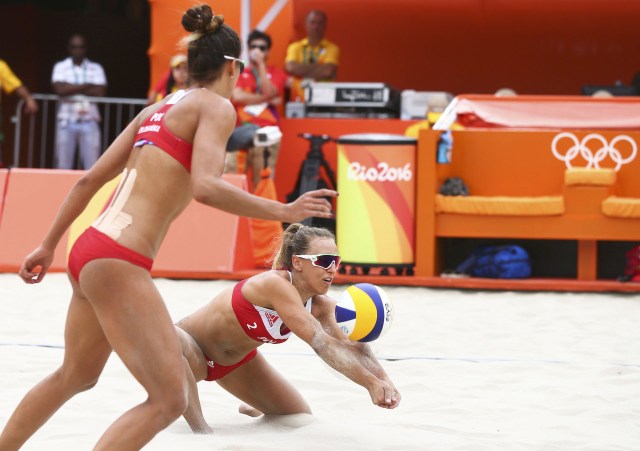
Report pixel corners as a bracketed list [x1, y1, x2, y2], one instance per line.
[239, 403, 263, 417]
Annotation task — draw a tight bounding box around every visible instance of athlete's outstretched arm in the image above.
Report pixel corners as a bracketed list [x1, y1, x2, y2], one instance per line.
[189, 97, 336, 224]
[307, 323, 399, 409]
[253, 278, 400, 409]
[313, 296, 401, 408]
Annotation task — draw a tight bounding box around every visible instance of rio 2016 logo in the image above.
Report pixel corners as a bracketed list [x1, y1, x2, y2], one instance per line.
[347, 162, 413, 182]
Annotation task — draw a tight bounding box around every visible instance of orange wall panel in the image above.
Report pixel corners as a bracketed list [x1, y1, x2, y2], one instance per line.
[444, 130, 640, 197]
[0, 170, 255, 276]
[0, 169, 82, 273]
[288, 0, 640, 95]
[153, 174, 254, 275]
[150, 0, 640, 96]
[143, 0, 640, 102]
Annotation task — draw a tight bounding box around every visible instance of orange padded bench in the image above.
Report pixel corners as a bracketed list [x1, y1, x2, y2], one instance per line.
[415, 129, 640, 280]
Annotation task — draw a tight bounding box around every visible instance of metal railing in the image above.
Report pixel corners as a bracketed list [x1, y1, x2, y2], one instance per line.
[11, 94, 147, 168]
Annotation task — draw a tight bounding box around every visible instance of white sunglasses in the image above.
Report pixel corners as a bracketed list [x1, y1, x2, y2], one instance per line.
[295, 254, 342, 269]
[224, 55, 246, 72]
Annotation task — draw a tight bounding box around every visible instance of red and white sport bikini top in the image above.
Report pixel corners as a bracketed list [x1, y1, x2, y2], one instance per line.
[231, 274, 312, 344]
[133, 89, 193, 172]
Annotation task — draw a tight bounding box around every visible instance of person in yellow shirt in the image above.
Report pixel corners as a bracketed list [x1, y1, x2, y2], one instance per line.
[0, 59, 38, 114]
[284, 10, 339, 102]
[146, 54, 189, 105]
[404, 94, 460, 139]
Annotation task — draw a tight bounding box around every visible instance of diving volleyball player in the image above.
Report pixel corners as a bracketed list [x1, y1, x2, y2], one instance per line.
[175, 223, 401, 433]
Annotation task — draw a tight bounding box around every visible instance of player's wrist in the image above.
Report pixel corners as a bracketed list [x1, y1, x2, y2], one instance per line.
[364, 373, 381, 390]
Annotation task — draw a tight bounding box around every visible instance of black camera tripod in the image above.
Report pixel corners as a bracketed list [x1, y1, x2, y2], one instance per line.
[286, 133, 337, 228]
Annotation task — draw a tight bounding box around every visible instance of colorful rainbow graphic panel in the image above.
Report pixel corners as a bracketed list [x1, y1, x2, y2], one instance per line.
[336, 142, 415, 264]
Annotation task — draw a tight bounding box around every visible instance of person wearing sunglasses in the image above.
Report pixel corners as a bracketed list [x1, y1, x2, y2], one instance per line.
[225, 29, 288, 190]
[174, 223, 401, 434]
[146, 54, 190, 105]
[0, 5, 337, 450]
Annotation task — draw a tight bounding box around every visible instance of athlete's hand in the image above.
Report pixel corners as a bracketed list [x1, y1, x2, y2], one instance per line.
[18, 245, 54, 284]
[368, 379, 401, 409]
[285, 189, 337, 223]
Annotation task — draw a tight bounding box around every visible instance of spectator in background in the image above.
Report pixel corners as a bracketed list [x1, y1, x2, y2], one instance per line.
[146, 54, 189, 105]
[284, 10, 339, 102]
[0, 59, 39, 114]
[226, 29, 287, 189]
[52, 33, 107, 170]
[0, 59, 38, 167]
[494, 87, 517, 97]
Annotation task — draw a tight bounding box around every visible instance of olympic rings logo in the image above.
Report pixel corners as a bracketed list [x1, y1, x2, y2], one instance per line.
[551, 132, 637, 171]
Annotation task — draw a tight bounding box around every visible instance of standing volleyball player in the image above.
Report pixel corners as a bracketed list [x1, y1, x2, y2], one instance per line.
[175, 223, 401, 433]
[0, 5, 335, 450]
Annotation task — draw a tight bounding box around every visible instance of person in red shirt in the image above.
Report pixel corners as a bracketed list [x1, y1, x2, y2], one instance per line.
[225, 29, 288, 190]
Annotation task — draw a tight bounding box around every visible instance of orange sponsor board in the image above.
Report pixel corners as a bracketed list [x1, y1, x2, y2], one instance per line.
[336, 136, 416, 265]
[0, 169, 82, 273]
[0, 170, 255, 275]
[153, 174, 254, 275]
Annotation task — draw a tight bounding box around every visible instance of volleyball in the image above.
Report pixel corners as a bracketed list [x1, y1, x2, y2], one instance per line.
[335, 283, 394, 342]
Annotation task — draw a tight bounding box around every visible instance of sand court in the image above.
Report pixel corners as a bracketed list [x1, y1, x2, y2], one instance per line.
[1, 273, 640, 450]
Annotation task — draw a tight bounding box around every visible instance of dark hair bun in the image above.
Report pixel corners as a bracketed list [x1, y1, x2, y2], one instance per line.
[182, 5, 225, 34]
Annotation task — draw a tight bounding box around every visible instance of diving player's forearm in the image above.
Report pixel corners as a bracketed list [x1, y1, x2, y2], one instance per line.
[350, 342, 392, 382]
[311, 332, 380, 390]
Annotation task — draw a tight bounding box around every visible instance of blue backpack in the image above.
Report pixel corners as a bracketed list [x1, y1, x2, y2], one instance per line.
[456, 245, 532, 279]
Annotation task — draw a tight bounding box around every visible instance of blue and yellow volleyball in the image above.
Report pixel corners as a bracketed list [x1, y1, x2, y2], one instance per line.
[335, 283, 394, 342]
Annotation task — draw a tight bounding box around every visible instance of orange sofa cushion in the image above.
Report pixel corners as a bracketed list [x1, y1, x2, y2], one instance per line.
[564, 168, 617, 186]
[602, 196, 640, 218]
[435, 195, 565, 216]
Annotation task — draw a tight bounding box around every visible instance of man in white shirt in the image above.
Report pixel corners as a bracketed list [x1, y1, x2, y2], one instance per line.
[52, 34, 107, 169]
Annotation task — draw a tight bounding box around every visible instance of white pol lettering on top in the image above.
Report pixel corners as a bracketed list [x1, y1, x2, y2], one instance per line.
[150, 112, 165, 122]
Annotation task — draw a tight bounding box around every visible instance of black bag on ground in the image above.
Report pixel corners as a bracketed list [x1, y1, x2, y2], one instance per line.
[618, 244, 640, 282]
[439, 177, 469, 196]
[455, 245, 532, 279]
